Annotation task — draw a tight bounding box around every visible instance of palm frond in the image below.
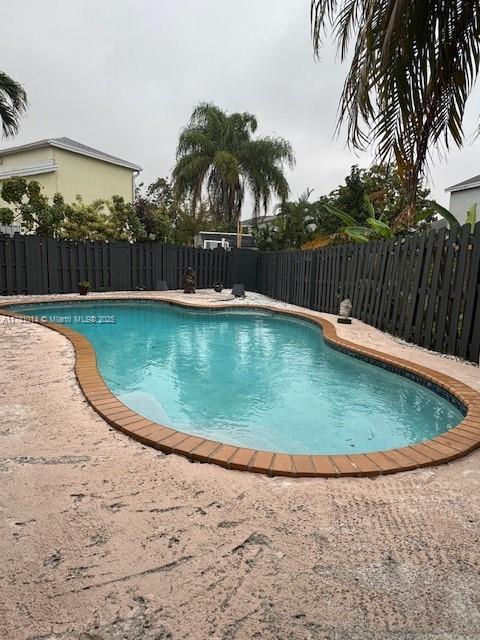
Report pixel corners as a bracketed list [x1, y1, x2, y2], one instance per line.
[342, 226, 371, 241]
[311, 0, 480, 213]
[364, 194, 375, 219]
[324, 202, 358, 227]
[429, 200, 460, 227]
[0, 71, 27, 138]
[366, 217, 394, 238]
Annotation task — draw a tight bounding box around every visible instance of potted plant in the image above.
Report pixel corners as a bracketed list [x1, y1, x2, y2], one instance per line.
[78, 280, 91, 296]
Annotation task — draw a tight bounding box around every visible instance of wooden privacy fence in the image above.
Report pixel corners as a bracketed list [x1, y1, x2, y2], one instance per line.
[0, 236, 256, 295]
[1, 225, 479, 362]
[256, 222, 480, 363]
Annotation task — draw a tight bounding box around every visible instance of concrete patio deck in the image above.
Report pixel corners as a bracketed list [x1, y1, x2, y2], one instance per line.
[1, 291, 479, 639]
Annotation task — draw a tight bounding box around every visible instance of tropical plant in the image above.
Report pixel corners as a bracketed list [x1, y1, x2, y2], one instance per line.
[106, 195, 146, 242]
[430, 201, 478, 232]
[253, 190, 328, 250]
[134, 176, 229, 245]
[252, 223, 276, 251]
[78, 280, 91, 296]
[134, 177, 177, 240]
[0, 176, 65, 236]
[63, 196, 146, 242]
[275, 190, 319, 247]
[254, 163, 437, 250]
[325, 198, 395, 242]
[311, 1, 480, 222]
[312, 165, 434, 236]
[360, 164, 433, 226]
[325, 198, 478, 244]
[173, 103, 294, 224]
[61, 197, 110, 240]
[0, 176, 148, 242]
[0, 71, 27, 138]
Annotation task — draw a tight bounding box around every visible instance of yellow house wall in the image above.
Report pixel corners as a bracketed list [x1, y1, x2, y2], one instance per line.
[0, 146, 136, 206]
[0, 147, 54, 170]
[53, 149, 135, 204]
[0, 147, 58, 207]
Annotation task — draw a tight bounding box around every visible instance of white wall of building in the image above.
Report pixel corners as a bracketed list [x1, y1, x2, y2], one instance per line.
[0, 222, 22, 236]
[448, 187, 480, 225]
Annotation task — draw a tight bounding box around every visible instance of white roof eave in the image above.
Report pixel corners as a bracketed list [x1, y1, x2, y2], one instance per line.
[446, 181, 480, 193]
[0, 139, 141, 172]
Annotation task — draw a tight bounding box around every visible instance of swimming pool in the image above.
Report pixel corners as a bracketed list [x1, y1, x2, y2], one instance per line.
[11, 300, 464, 456]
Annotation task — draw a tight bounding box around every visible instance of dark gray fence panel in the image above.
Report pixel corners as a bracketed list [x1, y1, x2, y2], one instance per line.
[228, 249, 257, 290]
[0, 235, 232, 297]
[24, 235, 43, 295]
[458, 223, 480, 361]
[401, 231, 426, 341]
[255, 224, 479, 363]
[446, 224, 470, 355]
[0, 236, 13, 294]
[14, 234, 27, 294]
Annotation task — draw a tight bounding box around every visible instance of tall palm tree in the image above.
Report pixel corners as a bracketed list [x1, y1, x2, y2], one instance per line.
[311, 1, 480, 223]
[173, 103, 294, 224]
[0, 71, 27, 138]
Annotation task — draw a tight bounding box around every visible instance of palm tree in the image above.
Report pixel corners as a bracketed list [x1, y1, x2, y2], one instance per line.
[273, 189, 320, 248]
[311, 1, 480, 223]
[0, 71, 27, 138]
[173, 103, 294, 224]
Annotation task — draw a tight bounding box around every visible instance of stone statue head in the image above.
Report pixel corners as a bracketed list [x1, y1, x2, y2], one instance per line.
[339, 298, 352, 318]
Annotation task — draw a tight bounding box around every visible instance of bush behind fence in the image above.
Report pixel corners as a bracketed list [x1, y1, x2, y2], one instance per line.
[1, 225, 479, 362]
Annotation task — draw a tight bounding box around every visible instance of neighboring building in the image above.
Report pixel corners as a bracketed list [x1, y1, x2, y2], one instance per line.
[0, 137, 141, 235]
[195, 231, 256, 250]
[445, 174, 480, 225]
[241, 214, 277, 233]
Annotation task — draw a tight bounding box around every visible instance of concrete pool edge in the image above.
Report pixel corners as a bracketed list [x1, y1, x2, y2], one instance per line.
[2, 298, 480, 478]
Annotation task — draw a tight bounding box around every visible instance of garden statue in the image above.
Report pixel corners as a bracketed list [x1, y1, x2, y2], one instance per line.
[183, 267, 196, 294]
[337, 298, 352, 324]
[213, 282, 223, 293]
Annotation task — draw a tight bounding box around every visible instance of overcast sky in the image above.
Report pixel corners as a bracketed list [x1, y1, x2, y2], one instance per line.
[2, 0, 480, 216]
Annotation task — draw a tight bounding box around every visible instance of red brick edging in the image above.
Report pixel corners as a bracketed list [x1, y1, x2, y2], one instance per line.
[2, 298, 480, 477]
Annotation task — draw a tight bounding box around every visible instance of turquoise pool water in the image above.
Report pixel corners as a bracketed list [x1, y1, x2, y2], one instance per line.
[12, 301, 463, 455]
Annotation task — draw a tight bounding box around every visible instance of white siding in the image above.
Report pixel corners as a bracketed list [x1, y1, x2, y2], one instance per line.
[448, 187, 480, 225]
[0, 222, 22, 236]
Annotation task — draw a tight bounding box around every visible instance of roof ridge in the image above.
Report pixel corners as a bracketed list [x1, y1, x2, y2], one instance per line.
[446, 174, 480, 192]
[0, 137, 141, 171]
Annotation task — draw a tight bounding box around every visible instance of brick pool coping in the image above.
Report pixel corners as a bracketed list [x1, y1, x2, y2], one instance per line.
[2, 297, 480, 477]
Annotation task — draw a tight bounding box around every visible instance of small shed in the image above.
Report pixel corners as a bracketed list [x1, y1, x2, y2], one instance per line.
[194, 231, 256, 250]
